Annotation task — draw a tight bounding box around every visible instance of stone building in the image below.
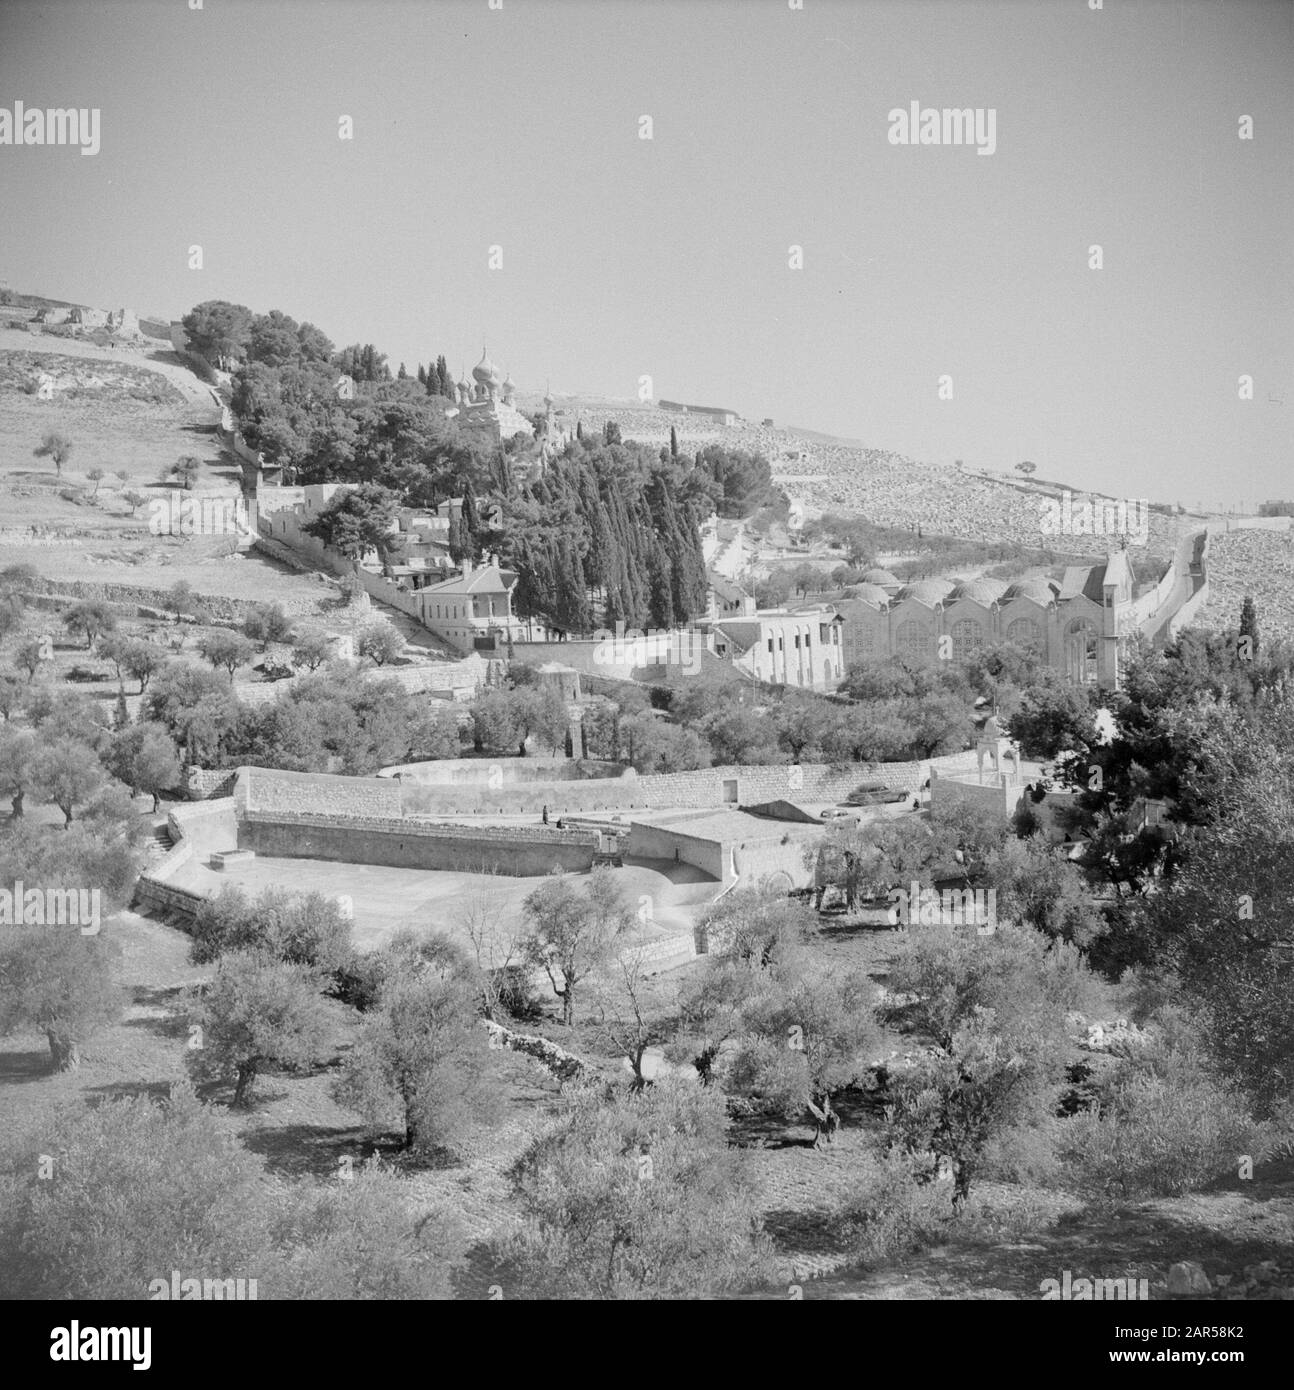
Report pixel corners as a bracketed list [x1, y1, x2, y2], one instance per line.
[831, 550, 1146, 690]
[703, 604, 845, 691]
[409, 557, 522, 654]
[448, 351, 535, 444]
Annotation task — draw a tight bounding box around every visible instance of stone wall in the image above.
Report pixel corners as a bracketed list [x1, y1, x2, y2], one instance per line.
[14, 575, 256, 623]
[132, 797, 239, 920]
[929, 769, 1023, 819]
[626, 821, 729, 880]
[188, 752, 983, 818]
[386, 756, 625, 786]
[242, 767, 402, 818]
[133, 875, 207, 923]
[623, 933, 697, 971]
[186, 767, 239, 800]
[239, 810, 596, 875]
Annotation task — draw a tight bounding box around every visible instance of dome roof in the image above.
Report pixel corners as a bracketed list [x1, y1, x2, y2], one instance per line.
[896, 579, 954, 606]
[472, 351, 502, 384]
[852, 583, 891, 607]
[1004, 579, 1056, 605]
[862, 568, 899, 587]
[502, 372, 516, 392]
[949, 578, 1007, 604]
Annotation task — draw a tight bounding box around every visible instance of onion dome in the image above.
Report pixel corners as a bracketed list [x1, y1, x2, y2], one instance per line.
[472, 350, 501, 385]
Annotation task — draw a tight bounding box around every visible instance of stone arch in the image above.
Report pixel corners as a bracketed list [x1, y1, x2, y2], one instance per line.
[1006, 616, 1044, 653]
[1065, 618, 1099, 684]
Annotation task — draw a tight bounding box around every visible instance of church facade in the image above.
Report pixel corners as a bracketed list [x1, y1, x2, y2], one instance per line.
[833, 551, 1143, 691]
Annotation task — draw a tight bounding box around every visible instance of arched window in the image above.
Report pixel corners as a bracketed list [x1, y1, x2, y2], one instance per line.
[896, 620, 930, 658]
[951, 619, 985, 660]
[1006, 617, 1043, 653]
[1065, 618, 1099, 683]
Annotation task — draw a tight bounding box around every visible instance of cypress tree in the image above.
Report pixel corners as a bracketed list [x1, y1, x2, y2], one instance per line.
[416, 363, 428, 386]
[397, 362, 408, 379]
[1239, 594, 1260, 658]
[670, 425, 679, 459]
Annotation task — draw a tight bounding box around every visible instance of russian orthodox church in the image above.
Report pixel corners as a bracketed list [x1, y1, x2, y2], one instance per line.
[447, 350, 575, 486]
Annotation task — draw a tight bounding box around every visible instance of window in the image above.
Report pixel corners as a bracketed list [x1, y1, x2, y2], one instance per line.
[820, 624, 830, 643]
[1006, 617, 1043, 652]
[1065, 619, 1099, 683]
[896, 620, 930, 658]
[767, 638, 774, 653]
[951, 619, 985, 660]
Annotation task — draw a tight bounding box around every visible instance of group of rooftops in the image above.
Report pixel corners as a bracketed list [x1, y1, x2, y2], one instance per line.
[847, 571, 1060, 609]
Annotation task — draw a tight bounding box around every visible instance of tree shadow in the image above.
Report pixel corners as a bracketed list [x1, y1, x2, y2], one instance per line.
[239, 1121, 375, 1179]
[0, 1049, 56, 1085]
[121, 984, 192, 1041]
[84, 1079, 174, 1106]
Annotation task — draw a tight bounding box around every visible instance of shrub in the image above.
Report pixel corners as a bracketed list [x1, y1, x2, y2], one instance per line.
[1057, 1045, 1261, 1199]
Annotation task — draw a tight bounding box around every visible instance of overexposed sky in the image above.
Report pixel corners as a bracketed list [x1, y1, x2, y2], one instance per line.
[0, 0, 1289, 511]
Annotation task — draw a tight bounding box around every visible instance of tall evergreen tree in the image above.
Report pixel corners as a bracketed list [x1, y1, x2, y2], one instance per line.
[397, 362, 408, 379]
[416, 363, 428, 387]
[1239, 594, 1260, 658]
[670, 425, 679, 459]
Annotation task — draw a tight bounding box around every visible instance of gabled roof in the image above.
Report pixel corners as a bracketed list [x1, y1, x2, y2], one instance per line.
[1102, 550, 1132, 591]
[418, 563, 517, 597]
[707, 570, 749, 604]
[1059, 565, 1105, 604]
[709, 620, 761, 654]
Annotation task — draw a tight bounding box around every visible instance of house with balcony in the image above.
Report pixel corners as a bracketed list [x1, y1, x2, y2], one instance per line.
[410, 558, 522, 654]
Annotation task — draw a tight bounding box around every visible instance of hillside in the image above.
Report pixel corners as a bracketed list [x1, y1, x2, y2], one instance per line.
[519, 394, 1197, 561]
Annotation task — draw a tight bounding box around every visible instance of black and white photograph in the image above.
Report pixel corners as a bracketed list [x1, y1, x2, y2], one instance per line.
[0, 0, 1291, 1352]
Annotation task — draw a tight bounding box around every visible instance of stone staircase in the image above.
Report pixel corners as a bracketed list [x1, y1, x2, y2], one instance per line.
[144, 820, 174, 862]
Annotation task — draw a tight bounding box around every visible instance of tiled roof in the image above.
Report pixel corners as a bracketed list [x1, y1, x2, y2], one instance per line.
[418, 563, 517, 597]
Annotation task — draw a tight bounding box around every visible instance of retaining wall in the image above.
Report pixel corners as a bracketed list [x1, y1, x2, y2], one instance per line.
[194, 754, 983, 818]
[625, 821, 729, 880]
[242, 766, 401, 818]
[385, 757, 625, 786]
[239, 809, 596, 875]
